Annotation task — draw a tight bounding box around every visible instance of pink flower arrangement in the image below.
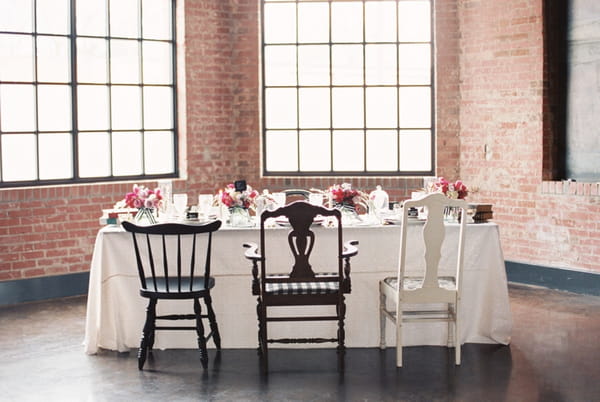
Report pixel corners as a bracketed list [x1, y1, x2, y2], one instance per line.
[429, 177, 468, 199]
[123, 184, 163, 209]
[220, 183, 259, 209]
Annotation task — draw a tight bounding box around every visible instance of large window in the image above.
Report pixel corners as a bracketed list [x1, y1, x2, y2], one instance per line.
[0, 0, 176, 187]
[262, 0, 433, 176]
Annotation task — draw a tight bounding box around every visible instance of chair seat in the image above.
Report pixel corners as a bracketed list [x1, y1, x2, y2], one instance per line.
[383, 276, 456, 291]
[141, 277, 215, 298]
[265, 281, 339, 295]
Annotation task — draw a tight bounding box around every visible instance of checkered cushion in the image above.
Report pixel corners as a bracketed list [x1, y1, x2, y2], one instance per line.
[383, 276, 456, 291]
[265, 273, 340, 295]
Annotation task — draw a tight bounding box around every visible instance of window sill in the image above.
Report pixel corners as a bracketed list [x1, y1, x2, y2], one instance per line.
[541, 180, 600, 196]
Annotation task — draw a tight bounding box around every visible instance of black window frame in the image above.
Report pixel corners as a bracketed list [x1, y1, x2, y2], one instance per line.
[0, 0, 178, 188]
[261, 0, 435, 177]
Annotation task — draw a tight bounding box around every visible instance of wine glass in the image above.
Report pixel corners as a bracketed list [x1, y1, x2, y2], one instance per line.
[172, 193, 188, 221]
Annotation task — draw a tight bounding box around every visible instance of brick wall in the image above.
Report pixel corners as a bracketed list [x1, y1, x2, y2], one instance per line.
[1, 0, 598, 283]
[458, 0, 600, 272]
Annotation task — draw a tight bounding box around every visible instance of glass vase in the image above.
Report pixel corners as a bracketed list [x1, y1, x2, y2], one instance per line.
[229, 207, 251, 227]
[134, 207, 157, 225]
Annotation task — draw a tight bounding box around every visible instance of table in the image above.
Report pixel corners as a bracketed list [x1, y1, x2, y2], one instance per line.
[84, 222, 512, 354]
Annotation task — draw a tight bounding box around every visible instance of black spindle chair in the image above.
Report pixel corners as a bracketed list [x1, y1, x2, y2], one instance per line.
[122, 220, 222, 370]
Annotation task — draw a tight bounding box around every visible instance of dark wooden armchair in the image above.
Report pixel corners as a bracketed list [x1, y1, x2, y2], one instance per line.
[122, 220, 222, 370]
[243, 201, 358, 372]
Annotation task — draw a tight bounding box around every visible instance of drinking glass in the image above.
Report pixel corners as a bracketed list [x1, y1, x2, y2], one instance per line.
[157, 179, 173, 217]
[309, 193, 323, 206]
[173, 193, 188, 221]
[272, 192, 286, 208]
[198, 194, 214, 219]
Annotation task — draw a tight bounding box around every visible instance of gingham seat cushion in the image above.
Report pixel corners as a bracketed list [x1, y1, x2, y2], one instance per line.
[265, 273, 340, 295]
[383, 276, 456, 291]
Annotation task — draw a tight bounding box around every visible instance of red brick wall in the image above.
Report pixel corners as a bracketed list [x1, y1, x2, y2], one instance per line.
[1, 0, 598, 283]
[458, 0, 600, 272]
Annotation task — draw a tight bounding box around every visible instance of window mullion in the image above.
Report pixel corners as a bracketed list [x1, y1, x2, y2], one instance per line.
[70, 0, 79, 179]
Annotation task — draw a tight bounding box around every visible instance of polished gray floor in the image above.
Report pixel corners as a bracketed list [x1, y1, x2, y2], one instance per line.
[1, 284, 600, 401]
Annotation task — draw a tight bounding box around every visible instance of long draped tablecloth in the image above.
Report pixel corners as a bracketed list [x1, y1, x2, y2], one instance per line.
[84, 222, 512, 354]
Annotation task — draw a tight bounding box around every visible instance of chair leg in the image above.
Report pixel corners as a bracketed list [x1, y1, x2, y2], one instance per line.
[396, 304, 403, 368]
[193, 298, 209, 369]
[454, 303, 461, 365]
[138, 298, 157, 370]
[257, 298, 268, 373]
[379, 282, 387, 349]
[204, 294, 221, 350]
[337, 296, 346, 371]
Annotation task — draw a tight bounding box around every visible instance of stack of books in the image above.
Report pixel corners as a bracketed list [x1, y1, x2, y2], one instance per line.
[99, 209, 136, 225]
[469, 203, 493, 223]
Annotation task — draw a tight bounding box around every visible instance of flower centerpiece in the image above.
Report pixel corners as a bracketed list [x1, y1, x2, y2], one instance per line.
[427, 177, 468, 199]
[328, 183, 367, 209]
[116, 184, 163, 224]
[426, 177, 468, 222]
[220, 180, 259, 226]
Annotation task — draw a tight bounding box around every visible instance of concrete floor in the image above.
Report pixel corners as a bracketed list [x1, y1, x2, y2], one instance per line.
[1, 284, 600, 401]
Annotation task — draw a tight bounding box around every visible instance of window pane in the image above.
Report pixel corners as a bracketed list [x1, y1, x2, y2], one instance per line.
[77, 85, 109, 130]
[76, 0, 107, 37]
[366, 87, 397, 128]
[265, 130, 298, 171]
[144, 130, 174, 174]
[365, 1, 396, 42]
[0, 84, 36, 132]
[0, 0, 33, 32]
[264, 3, 296, 44]
[78, 132, 110, 177]
[299, 88, 330, 129]
[142, 0, 171, 40]
[142, 41, 172, 84]
[110, 39, 140, 84]
[37, 36, 71, 82]
[332, 44, 363, 85]
[143, 86, 173, 129]
[399, 43, 430, 85]
[365, 44, 397, 85]
[399, 87, 431, 128]
[37, 0, 70, 35]
[298, 2, 329, 43]
[366, 130, 397, 171]
[0, 35, 34, 81]
[77, 38, 108, 83]
[264, 45, 296, 86]
[1, 134, 36, 181]
[265, 88, 297, 129]
[298, 45, 329, 86]
[331, 2, 362, 43]
[332, 88, 363, 129]
[299, 130, 330, 171]
[332, 130, 364, 171]
[399, 129, 431, 171]
[399, 1, 430, 42]
[39, 133, 72, 179]
[110, 0, 139, 38]
[38, 85, 71, 131]
[112, 86, 141, 129]
[112, 131, 143, 175]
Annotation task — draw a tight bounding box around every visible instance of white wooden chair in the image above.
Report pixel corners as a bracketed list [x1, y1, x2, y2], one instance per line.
[379, 192, 468, 367]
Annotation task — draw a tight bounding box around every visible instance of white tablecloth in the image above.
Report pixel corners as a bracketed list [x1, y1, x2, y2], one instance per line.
[84, 222, 512, 354]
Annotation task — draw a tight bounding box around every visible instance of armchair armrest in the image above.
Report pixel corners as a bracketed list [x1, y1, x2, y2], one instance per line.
[243, 242, 262, 261]
[244, 243, 262, 296]
[342, 240, 359, 259]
